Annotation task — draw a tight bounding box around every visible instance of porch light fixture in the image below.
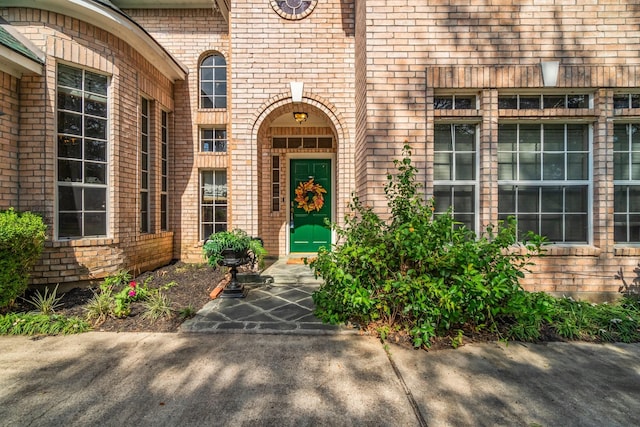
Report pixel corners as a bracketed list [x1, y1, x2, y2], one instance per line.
[540, 61, 560, 87]
[293, 112, 308, 124]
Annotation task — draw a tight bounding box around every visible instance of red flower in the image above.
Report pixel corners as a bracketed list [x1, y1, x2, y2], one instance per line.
[129, 281, 137, 288]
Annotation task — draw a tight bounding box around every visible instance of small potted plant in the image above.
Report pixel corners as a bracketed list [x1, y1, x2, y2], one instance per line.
[203, 229, 266, 298]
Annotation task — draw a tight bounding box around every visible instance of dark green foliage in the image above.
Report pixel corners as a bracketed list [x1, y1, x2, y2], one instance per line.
[309, 144, 546, 348]
[0, 208, 47, 308]
[203, 229, 267, 268]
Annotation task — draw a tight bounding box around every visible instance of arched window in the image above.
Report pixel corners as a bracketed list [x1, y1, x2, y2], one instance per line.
[200, 53, 226, 109]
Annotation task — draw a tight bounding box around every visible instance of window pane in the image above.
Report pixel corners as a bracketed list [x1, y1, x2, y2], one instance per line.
[543, 124, 564, 151]
[58, 213, 82, 238]
[58, 111, 82, 135]
[498, 186, 516, 212]
[85, 72, 108, 95]
[567, 125, 588, 151]
[85, 139, 106, 161]
[543, 95, 565, 109]
[498, 95, 518, 109]
[614, 153, 629, 180]
[57, 64, 82, 89]
[543, 153, 564, 180]
[433, 186, 452, 212]
[632, 153, 640, 180]
[518, 214, 540, 235]
[58, 135, 82, 159]
[85, 96, 107, 117]
[454, 96, 475, 109]
[434, 97, 452, 109]
[498, 124, 517, 150]
[58, 88, 82, 112]
[455, 125, 475, 151]
[434, 124, 452, 151]
[632, 125, 640, 151]
[519, 96, 540, 109]
[613, 124, 628, 151]
[541, 186, 563, 213]
[84, 187, 106, 211]
[85, 163, 105, 185]
[567, 153, 588, 180]
[565, 186, 587, 212]
[565, 214, 587, 242]
[629, 214, 640, 242]
[614, 213, 628, 242]
[614, 95, 629, 109]
[519, 125, 541, 151]
[85, 117, 106, 139]
[498, 152, 516, 180]
[455, 153, 474, 180]
[58, 159, 83, 182]
[614, 186, 627, 212]
[541, 214, 563, 241]
[567, 95, 588, 108]
[58, 186, 82, 211]
[434, 153, 451, 180]
[633, 95, 640, 108]
[519, 152, 541, 180]
[519, 187, 539, 212]
[85, 213, 106, 236]
[630, 186, 640, 211]
[453, 185, 474, 212]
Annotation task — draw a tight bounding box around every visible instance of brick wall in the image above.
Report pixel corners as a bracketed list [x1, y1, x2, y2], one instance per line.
[2, 7, 175, 286]
[0, 72, 19, 209]
[125, 8, 229, 262]
[358, 1, 640, 298]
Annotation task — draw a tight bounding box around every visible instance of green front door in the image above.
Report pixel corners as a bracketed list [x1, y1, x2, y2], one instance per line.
[290, 159, 331, 253]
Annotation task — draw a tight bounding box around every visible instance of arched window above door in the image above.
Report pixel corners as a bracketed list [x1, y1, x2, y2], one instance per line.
[200, 53, 226, 109]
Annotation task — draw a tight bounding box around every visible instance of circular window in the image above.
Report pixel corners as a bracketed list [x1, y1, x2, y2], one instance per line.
[270, 0, 317, 20]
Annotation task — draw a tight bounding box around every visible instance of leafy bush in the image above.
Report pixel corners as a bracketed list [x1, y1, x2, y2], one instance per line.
[0, 208, 47, 308]
[309, 145, 546, 348]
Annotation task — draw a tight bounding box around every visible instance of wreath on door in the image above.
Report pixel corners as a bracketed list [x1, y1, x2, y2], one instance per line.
[294, 178, 327, 213]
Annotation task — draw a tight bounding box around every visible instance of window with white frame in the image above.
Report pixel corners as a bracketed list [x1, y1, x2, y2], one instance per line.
[433, 123, 478, 231]
[498, 93, 590, 109]
[161, 110, 169, 231]
[434, 94, 478, 110]
[56, 64, 108, 239]
[613, 123, 640, 243]
[200, 170, 228, 239]
[140, 97, 150, 233]
[200, 54, 226, 109]
[201, 128, 227, 152]
[497, 123, 590, 242]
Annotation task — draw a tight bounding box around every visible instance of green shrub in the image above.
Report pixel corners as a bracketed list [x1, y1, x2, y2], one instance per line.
[309, 144, 546, 348]
[0, 208, 47, 308]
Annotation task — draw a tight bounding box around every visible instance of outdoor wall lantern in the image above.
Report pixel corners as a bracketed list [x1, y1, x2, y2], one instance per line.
[540, 61, 560, 87]
[293, 112, 308, 124]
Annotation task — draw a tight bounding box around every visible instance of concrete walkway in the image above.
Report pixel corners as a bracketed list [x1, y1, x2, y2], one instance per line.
[1, 259, 640, 426]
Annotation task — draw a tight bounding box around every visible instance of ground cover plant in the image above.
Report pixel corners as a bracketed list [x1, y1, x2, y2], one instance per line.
[309, 145, 640, 349]
[0, 262, 222, 335]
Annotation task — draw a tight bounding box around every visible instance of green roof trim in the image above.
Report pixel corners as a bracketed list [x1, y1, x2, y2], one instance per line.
[0, 26, 43, 64]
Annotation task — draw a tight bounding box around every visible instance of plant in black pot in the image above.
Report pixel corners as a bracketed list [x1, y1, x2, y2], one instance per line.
[203, 229, 266, 298]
